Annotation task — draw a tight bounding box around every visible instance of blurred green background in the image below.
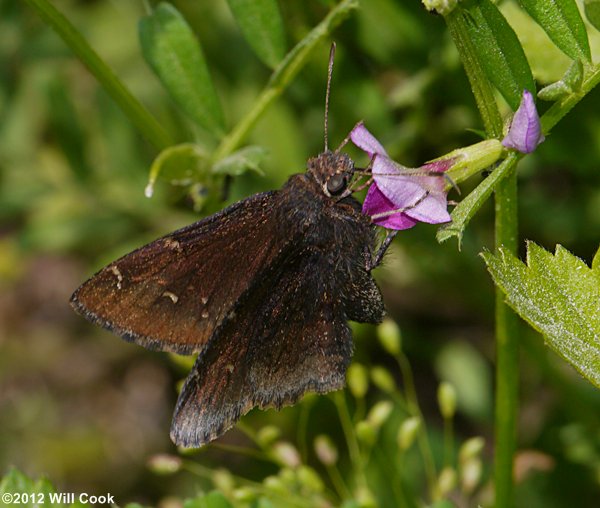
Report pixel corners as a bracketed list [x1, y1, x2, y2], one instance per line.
[1, 1, 599, 507]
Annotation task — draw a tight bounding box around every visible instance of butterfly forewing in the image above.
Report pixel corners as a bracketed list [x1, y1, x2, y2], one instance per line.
[70, 191, 293, 354]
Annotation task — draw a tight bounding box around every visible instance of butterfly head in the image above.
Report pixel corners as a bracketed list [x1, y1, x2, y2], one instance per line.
[307, 150, 355, 198]
[308, 44, 356, 199]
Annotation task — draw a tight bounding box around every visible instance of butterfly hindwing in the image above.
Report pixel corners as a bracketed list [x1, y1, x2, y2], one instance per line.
[70, 191, 291, 354]
[170, 248, 353, 447]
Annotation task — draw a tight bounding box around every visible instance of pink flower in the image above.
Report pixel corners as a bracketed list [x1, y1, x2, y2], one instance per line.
[502, 90, 545, 153]
[350, 123, 452, 230]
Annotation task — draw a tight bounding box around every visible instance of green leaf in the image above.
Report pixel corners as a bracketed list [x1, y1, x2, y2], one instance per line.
[0, 469, 72, 508]
[501, 1, 571, 84]
[446, 7, 504, 136]
[184, 491, 234, 508]
[537, 79, 572, 101]
[538, 59, 584, 100]
[593, 244, 600, 271]
[23, 0, 172, 150]
[139, 3, 225, 136]
[213, 0, 359, 161]
[145, 143, 210, 198]
[463, 0, 535, 110]
[482, 243, 600, 387]
[226, 0, 286, 69]
[213, 146, 267, 176]
[35, 478, 62, 508]
[0, 468, 33, 496]
[518, 0, 591, 62]
[585, 0, 600, 31]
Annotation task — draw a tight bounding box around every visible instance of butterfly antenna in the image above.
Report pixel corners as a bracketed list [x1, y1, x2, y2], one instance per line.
[324, 42, 336, 152]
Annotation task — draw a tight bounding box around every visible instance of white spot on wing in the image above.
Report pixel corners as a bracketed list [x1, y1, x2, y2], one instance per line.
[162, 291, 179, 304]
[110, 265, 123, 290]
[164, 238, 182, 252]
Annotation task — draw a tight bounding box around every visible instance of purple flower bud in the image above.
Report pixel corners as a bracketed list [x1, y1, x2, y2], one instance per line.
[350, 123, 452, 230]
[502, 90, 545, 153]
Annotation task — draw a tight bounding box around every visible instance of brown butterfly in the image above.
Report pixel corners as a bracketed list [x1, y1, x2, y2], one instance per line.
[70, 45, 389, 448]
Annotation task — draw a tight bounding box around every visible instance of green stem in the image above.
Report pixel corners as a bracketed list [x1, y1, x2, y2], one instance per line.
[326, 464, 352, 501]
[297, 400, 312, 463]
[437, 152, 521, 245]
[396, 353, 439, 500]
[24, 0, 172, 150]
[445, 6, 519, 507]
[210, 442, 270, 461]
[212, 0, 358, 162]
[493, 171, 519, 508]
[541, 63, 600, 132]
[235, 420, 260, 445]
[333, 391, 367, 489]
[371, 446, 407, 507]
[443, 415, 454, 468]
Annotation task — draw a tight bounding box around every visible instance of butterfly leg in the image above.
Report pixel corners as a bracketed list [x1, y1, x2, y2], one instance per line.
[369, 230, 398, 270]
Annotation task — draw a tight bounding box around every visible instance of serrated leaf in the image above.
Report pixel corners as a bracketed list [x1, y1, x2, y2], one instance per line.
[463, 0, 535, 110]
[584, 0, 600, 31]
[139, 3, 225, 136]
[213, 146, 267, 176]
[145, 143, 210, 198]
[593, 244, 600, 271]
[482, 242, 600, 387]
[226, 0, 286, 69]
[518, 0, 591, 62]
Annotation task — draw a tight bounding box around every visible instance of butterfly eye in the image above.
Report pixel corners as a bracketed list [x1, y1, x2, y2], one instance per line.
[326, 173, 347, 195]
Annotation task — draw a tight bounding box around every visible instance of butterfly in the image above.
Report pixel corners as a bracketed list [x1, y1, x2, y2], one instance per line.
[70, 45, 390, 448]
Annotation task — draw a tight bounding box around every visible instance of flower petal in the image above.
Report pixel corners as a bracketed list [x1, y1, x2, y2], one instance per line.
[502, 89, 545, 153]
[405, 193, 451, 224]
[350, 122, 388, 157]
[372, 157, 427, 209]
[362, 183, 418, 230]
[351, 122, 453, 229]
